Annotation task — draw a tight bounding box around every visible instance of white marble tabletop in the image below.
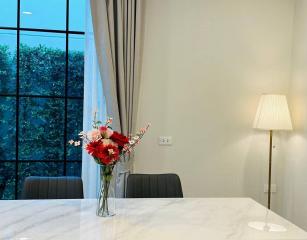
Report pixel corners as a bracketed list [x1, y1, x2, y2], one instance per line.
[0, 198, 306, 240]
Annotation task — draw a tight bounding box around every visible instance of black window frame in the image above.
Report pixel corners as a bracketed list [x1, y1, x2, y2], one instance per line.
[0, 0, 85, 199]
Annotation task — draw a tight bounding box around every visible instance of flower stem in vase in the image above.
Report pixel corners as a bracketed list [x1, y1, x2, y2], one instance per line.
[97, 165, 115, 217]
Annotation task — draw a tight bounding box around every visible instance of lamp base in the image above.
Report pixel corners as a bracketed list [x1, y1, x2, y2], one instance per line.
[248, 221, 287, 232]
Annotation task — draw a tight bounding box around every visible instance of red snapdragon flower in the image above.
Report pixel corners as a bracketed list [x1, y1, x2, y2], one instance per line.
[99, 126, 107, 132]
[110, 131, 129, 148]
[99, 126, 113, 138]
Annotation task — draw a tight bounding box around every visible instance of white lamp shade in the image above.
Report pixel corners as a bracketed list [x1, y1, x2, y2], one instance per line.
[253, 94, 293, 130]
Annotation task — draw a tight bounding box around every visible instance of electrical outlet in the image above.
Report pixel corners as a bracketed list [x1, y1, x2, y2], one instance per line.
[264, 184, 277, 193]
[159, 136, 172, 146]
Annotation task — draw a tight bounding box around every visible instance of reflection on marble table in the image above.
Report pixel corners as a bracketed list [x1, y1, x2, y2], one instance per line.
[0, 198, 307, 240]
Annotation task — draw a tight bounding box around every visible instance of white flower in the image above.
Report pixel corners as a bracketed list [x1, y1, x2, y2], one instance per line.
[68, 140, 74, 145]
[133, 136, 139, 140]
[74, 141, 81, 146]
[106, 117, 113, 124]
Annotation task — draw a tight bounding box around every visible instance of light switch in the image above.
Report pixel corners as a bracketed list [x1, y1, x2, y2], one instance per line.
[159, 136, 172, 146]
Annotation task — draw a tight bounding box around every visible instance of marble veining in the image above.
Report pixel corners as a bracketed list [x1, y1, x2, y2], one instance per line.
[0, 198, 306, 240]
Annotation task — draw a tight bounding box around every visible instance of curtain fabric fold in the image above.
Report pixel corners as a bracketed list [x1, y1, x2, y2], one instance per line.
[90, 0, 144, 197]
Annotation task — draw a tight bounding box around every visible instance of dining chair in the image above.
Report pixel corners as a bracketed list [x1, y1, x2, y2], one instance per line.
[21, 176, 84, 199]
[125, 173, 183, 198]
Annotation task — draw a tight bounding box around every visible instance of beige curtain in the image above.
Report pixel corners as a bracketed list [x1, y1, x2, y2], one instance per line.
[90, 0, 144, 197]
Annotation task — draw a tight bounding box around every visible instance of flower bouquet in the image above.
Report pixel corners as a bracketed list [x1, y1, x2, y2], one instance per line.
[70, 113, 149, 217]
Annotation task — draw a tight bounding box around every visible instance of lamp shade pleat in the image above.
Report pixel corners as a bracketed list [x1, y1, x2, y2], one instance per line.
[253, 94, 292, 130]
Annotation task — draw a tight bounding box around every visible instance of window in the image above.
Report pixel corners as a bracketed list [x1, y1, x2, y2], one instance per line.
[0, 0, 85, 199]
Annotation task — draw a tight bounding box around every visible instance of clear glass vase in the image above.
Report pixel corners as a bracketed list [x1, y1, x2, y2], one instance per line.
[97, 165, 115, 217]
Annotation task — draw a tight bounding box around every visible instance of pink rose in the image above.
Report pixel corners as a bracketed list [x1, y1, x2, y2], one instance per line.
[87, 129, 101, 141]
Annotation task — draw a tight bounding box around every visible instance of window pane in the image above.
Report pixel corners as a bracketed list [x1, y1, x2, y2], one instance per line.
[0, 30, 16, 94]
[68, 34, 84, 97]
[0, 0, 17, 27]
[18, 162, 64, 197]
[67, 161, 81, 176]
[19, 31, 66, 96]
[20, 0, 66, 30]
[69, 0, 85, 31]
[19, 97, 65, 160]
[67, 99, 83, 160]
[0, 162, 15, 199]
[0, 97, 16, 160]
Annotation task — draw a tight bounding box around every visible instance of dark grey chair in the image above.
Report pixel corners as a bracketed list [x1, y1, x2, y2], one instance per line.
[21, 176, 84, 199]
[126, 173, 183, 198]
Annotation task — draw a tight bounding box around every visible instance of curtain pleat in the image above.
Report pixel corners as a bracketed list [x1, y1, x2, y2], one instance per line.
[90, 0, 144, 197]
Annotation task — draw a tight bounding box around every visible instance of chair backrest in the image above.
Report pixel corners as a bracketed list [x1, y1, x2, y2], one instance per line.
[21, 176, 84, 199]
[126, 173, 183, 198]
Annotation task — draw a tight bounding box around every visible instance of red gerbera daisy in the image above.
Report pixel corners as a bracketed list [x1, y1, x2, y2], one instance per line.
[86, 141, 104, 158]
[97, 144, 120, 165]
[86, 141, 120, 165]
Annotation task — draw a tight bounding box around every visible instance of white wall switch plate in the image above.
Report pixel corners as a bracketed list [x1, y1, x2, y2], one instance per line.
[264, 184, 277, 193]
[159, 136, 172, 146]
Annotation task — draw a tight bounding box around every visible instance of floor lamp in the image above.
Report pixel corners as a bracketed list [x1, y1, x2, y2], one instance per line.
[253, 94, 292, 209]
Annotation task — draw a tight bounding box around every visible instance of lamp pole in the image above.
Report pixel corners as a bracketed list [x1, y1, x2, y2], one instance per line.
[268, 130, 273, 209]
[253, 94, 292, 210]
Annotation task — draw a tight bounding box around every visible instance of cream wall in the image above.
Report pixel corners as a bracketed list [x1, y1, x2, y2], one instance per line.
[282, 0, 307, 230]
[134, 0, 295, 209]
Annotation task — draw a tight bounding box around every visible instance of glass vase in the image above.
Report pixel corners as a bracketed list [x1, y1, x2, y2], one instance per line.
[97, 165, 115, 217]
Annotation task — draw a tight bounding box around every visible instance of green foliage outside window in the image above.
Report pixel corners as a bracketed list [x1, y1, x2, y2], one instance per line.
[0, 44, 84, 199]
